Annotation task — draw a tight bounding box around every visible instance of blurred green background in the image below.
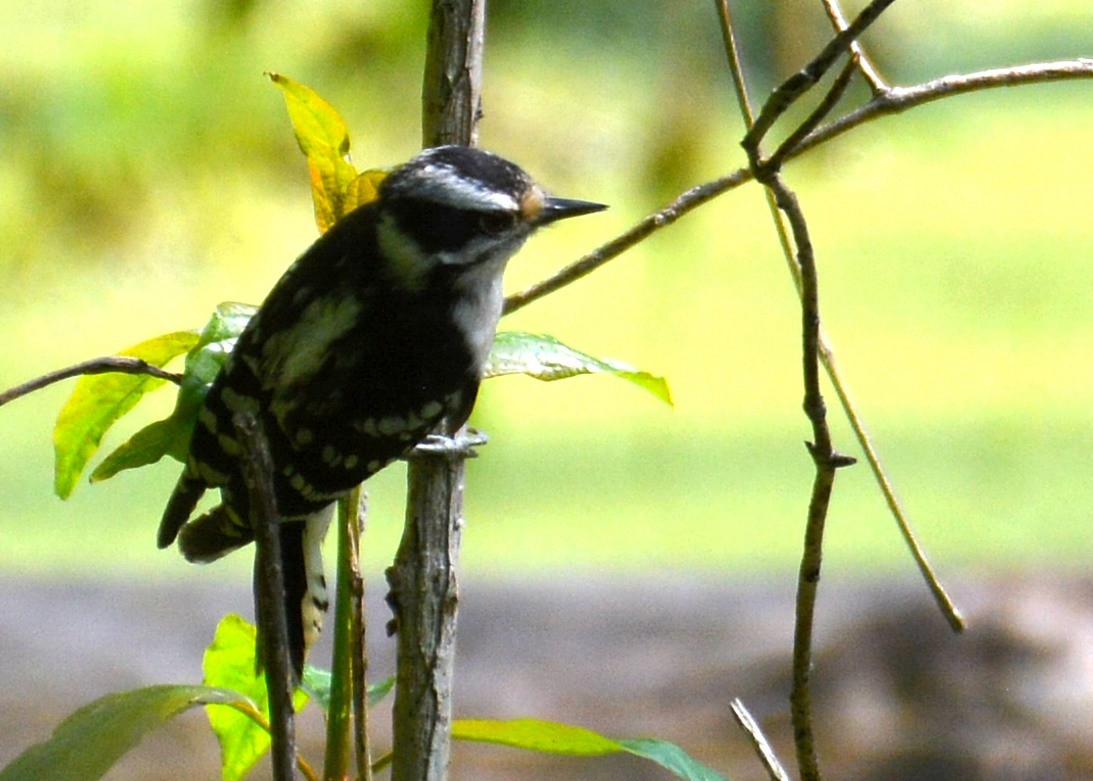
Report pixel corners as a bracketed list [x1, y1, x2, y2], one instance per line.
[1, 0, 1090, 588]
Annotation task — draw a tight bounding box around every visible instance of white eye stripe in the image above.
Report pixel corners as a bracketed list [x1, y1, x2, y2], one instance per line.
[407, 163, 521, 212]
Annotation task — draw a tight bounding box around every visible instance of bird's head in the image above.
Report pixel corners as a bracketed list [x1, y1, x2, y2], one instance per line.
[375, 145, 606, 286]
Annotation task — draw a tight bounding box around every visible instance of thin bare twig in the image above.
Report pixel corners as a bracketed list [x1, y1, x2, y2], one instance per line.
[504, 58, 1092, 316]
[716, 0, 961, 633]
[714, 0, 755, 125]
[234, 411, 297, 781]
[502, 171, 749, 314]
[729, 699, 792, 781]
[818, 343, 966, 631]
[717, 8, 810, 777]
[796, 58, 1093, 155]
[767, 55, 858, 172]
[733, 6, 888, 774]
[819, 0, 890, 93]
[743, 0, 899, 149]
[0, 357, 182, 408]
[765, 171, 851, 781]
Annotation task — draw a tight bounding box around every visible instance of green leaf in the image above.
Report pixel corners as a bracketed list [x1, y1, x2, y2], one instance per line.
[90, 302, 256, 482]
[0, 685, 250, 781]
[485, 331, 673, 406]
[619, 738, 732, 781]
[453, 719, 731, 780]
[301, 667, 396, 713]
[203, 614, 308, 781]
[366, 674, 397, 708]
[90, 414, 191, 481]
[268, 72, 362, 232]
[52, 331, 198, 498]
[454, 718, 619, 756]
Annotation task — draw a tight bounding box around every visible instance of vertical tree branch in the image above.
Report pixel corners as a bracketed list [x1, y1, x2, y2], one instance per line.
[768, 177, 853, 781]
[387, 4, 485, 781]
[234, 411, 297, 781]
[387, 452, 463, 781]
[422, 0, 485, 148]
[386, 432, 485, 781]
[351, 493, 373, 781]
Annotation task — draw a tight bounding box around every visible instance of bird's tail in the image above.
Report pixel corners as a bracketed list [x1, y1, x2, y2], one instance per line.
[176, 504, 254, 563]
[256, 505, 334, 680]
[158, 470, 207, 550]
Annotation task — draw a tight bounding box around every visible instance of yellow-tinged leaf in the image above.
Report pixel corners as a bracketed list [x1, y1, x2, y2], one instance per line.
[203, 615, 309, 781]
[268, 72, 360, 232]
[453, 718, 619, 756]
[453, 719, 732, 780]
[52, 331, 198, 499]
[344, 169, 387, 213]
[267, 72, 351, 158]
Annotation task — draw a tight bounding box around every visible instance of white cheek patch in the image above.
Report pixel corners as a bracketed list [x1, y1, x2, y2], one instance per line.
[377, 214, 430, 290]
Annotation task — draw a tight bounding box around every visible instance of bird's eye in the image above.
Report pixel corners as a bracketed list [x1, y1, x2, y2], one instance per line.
[478, 211, 516, 236]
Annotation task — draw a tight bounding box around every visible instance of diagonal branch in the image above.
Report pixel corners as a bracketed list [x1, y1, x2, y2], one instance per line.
[502, 171, 749, 314]
[819, 0, 890, 93]
[766, 55, 858, 173]
[0, 357, 182, 408]
[796, 58, 1093, 155]
[730, 698, 792, 781]
[743, 0, 899, 149]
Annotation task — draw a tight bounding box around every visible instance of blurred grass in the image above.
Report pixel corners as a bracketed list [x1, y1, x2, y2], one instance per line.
[0, 1, 1090, 583]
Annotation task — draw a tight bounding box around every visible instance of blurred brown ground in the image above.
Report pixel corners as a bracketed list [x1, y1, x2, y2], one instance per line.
[2, 573, 1090, 780]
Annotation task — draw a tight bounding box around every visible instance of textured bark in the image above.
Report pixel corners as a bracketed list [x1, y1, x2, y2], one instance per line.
[389, 4, 485, 779]
[387, 449, 468, 781]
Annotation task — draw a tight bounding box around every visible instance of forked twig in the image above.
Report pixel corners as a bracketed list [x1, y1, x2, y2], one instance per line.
[743, 0, 899, 149]
[726, 1, 905, 778]
[504, 58, 1093, 316]
[766, 55, 858, 172]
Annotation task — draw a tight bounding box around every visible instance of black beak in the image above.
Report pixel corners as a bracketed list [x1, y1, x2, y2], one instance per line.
[537, 196, 608, 226]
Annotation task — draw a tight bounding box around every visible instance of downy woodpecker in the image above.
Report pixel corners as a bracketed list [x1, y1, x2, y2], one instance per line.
[158, 146, 605, 676]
